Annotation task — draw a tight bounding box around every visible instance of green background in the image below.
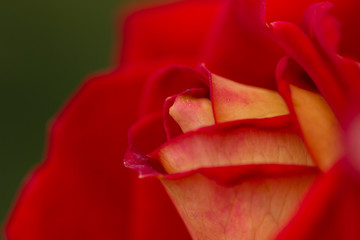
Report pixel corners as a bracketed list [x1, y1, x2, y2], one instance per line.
[0, 0, 150, 234]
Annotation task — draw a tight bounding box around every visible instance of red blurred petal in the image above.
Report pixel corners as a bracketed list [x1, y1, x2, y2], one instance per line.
[119, 0, 221, 65]
[304, 3, 360, 125]
[303, 2, 340, 55]
[6, 67, 190, 239]
[203, 0, 284, 89]
[275, 160, 360, 240]
[265, 0, 360, 61]
[125, 174, 191, 240]
[266, 0, 322, 24]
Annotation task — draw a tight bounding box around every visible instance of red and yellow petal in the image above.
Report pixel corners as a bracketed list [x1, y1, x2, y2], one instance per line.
[151, 116, 313, 174]
[277, 57, 344, 171]
[211, 74, 289, 123]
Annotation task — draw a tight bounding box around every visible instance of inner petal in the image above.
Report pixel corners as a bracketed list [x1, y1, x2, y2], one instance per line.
[211, 74, 289, 123]
[169, 95, 215, 133]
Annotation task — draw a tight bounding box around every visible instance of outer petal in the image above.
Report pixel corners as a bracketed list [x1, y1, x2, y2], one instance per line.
[202, 0, 284, 89]
[6, 67, 190, 239]
[276, 160, 360, 240]
[119, 0, 221, 65]
[265, 0, 360, 61]
[304, 2, 360, 124]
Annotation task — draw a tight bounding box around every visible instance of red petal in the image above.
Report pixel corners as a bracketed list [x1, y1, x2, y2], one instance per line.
[6, 67, 190, 239]
[203, 0, 284, 89]
[119, 0, 221, 65]
[303, 3, 340, 55]
[265, 0, 360, 61]
[276, 160, 360, 240]
[125, 113, 167, 177]
[304, 3, 360, 125]
[270, 4, 360, 126]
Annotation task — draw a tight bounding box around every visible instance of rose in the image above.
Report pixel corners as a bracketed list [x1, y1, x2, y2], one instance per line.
[5, 0, 360, 240]
[123, 2, 346, 238]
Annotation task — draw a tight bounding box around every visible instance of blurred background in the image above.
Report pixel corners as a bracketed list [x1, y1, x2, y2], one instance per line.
[0, 0, 150, 232]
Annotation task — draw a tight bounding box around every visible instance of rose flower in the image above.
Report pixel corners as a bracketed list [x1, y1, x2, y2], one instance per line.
[5, 0, 360, 240]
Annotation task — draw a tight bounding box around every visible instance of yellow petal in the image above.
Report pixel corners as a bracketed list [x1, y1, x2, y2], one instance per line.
[289, 84, 344, 170]
[211, 74, 289, 122]
[169, 95, 215, 133]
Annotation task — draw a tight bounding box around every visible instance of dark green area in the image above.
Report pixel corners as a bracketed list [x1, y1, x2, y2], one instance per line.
[0, 0, 151, 234]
